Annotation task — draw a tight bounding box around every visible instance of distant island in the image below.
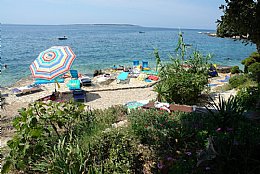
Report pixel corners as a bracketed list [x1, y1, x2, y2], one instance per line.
[73, 23, 140, 27]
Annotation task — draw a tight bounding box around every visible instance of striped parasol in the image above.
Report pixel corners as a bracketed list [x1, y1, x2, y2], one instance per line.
[30, 46, 76, 80]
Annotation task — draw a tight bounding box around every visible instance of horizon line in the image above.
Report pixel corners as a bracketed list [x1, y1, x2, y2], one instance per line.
[0, 23, 216, 31]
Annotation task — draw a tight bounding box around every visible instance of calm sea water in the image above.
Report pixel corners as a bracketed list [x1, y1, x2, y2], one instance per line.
[0, 24, 256, 87]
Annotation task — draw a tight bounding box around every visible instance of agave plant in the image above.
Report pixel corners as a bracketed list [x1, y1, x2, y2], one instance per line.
[206, 95, 246, 130]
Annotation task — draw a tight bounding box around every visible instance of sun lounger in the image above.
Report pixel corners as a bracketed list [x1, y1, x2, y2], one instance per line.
[79, 75, 92, 86]
[117, 72, 129, 84]
[73, 90, 86, 102]
[12, 84, 42, 96]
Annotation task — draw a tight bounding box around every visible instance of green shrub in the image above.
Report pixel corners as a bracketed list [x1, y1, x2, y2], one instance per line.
[242, 52, 260, 74]
[128, 109, 208, 173]
[1, 101, 90, 174]
[236, 86, 260, 111]
[154, 33, 210, 105]
[231, 66, 241, 74]
[248, 62, 260, 83]
[155, 68, 208, 104]
[197, 95, 260, 174]
[241, 57, 256, 67]
[229, 74, 250, 88]
[86, 128, 143, 174]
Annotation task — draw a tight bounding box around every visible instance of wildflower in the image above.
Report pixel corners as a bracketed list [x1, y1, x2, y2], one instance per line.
[185, 152, 192, 156]
[167, 157, 173, 161]
[226, 127, 233, 132]
[157, 161, 165, 169]
[216, 127, 221, 132]
[205, 167, 210, 170]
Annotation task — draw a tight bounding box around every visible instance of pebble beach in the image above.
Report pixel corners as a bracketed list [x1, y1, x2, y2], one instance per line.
[0, 71, 236, 147]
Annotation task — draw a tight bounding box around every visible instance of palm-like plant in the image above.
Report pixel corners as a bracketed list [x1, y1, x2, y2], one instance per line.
[206, 95, 245, 130]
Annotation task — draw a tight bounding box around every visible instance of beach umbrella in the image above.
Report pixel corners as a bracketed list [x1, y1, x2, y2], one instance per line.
[30, 46, 76, 80]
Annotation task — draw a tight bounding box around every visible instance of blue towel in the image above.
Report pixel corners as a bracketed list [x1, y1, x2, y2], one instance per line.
[218, 76, 230, 82]
[208, 83, 218, 87]
[67, 79, 81, 90]
[141, 70, 158, 75]
[34, 78, 64, 84]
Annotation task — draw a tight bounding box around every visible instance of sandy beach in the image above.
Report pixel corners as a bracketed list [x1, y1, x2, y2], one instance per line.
[0, 72, 235, 147]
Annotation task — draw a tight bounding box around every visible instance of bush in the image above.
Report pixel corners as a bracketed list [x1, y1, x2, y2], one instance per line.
[242, 52, 260, 74]
[155, 68, 208, 104]
[154, 33, 210, 105]
[128, 109, 209, 173]
[2, 101, 91, 173]
[231, 66, 241, 74]
[229, 74, 250, 88]
[87, 128, 143, 174]
[248, 62, 260, 83]
[37, 127, 143, 174]
[197, 95, 260, 174]
[236, 86, 260, 111]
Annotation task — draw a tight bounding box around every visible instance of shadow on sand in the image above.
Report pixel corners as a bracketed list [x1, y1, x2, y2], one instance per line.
[86, 92, 101, 102]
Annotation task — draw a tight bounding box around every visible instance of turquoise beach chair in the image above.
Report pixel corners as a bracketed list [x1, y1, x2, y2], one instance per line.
[67, 70, 81, 90]
[70, 70, 79, 79]
[117, 72, 129, 84]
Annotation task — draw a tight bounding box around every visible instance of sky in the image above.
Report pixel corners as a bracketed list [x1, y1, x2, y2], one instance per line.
[0, 0, 224, 29]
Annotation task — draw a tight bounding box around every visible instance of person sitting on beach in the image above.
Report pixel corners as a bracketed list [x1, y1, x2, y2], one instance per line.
[93, 69, 103, 77]
[208, 64, 218, 77]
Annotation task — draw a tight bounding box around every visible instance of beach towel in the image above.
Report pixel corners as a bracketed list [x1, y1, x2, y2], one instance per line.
[218, 75, 230, 82]
[125, 100, 149, 109]
[148, 75, 159, 81]
[141, 70, 158, 75]
[34, 78, 64, 85]
[67, 79, 81, 90]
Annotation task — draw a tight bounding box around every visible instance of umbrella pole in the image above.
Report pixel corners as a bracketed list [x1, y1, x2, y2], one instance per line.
[54, 83, 57, 93]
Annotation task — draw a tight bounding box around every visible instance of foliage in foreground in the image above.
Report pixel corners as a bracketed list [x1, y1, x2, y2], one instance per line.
[2, 96, 260, 174]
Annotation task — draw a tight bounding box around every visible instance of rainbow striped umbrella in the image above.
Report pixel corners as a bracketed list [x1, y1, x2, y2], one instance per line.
[30, 46, 76, 80]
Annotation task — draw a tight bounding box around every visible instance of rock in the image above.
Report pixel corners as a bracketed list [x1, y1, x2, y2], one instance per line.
[216, 66, 232, 73]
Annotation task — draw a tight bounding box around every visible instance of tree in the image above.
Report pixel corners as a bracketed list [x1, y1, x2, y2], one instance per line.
[217, 0, 260, 53]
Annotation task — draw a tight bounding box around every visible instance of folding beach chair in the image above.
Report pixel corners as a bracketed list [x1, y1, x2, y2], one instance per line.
[73, 89, 86, 102]
[117, 72, 129, 84]
[70, 70, 79, 79]
[67, 70, 81, 90]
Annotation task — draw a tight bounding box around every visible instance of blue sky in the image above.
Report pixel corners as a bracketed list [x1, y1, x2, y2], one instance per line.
[0, 0, 224, 29]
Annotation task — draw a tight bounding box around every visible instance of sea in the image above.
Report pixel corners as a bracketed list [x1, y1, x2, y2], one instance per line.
[0, 24, 256, 87]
